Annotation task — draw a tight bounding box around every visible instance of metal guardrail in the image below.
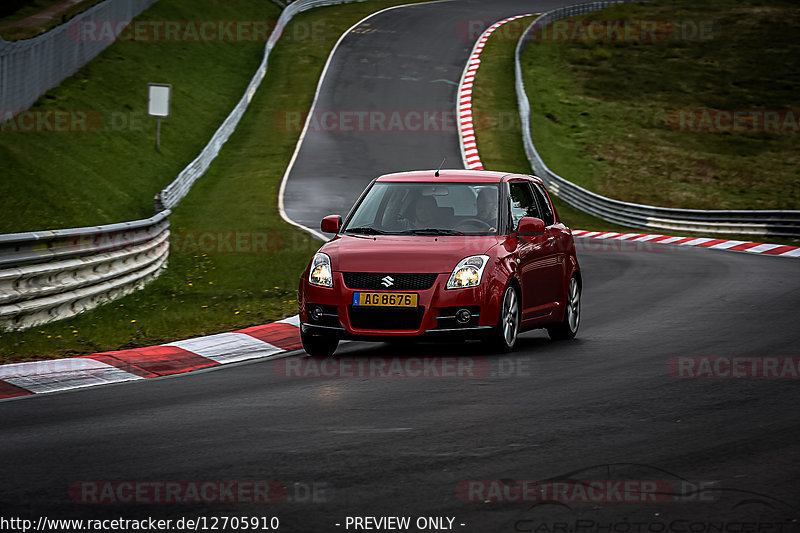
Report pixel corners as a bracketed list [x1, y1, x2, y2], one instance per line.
[1, 0, 367, 330]
[0, 211, 170, 330]
[514, 2, 800, 238]
[154, 0, 367, 211]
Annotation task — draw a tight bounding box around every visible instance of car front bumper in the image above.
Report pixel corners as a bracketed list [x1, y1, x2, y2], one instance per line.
[299, 272, 501, 339]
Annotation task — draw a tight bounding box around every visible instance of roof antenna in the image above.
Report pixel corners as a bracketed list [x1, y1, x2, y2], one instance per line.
[434, 157, 446, 177]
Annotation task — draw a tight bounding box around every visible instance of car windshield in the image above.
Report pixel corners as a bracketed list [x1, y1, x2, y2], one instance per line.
[343, 182, 500, 236]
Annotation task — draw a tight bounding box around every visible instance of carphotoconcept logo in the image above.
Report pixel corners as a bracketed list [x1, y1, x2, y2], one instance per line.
[501, 464, 798, 533]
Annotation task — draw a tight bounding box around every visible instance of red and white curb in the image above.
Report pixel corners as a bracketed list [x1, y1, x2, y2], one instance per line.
[571, 231, 800, 257]
[456, 15, 800, 259]
[0, 14, 534, 403]
[457, 14, 535, 171]
[0, 316, 302, 400]
[5, 13, 799, 402]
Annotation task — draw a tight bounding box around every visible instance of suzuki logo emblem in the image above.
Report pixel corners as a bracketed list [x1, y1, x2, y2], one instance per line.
[381, 276, 394, 287]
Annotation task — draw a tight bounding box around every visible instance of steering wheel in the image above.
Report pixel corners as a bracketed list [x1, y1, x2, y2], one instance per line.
[383, 213, 411, 231]
[455, 218, 493, 231]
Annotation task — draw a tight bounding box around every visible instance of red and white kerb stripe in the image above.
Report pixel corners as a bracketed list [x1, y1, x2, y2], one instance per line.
[571, 230, 800, 257]
[0, 317, 302, 399]
[455, 16, 799, 260]
[458, 14, 535, 170]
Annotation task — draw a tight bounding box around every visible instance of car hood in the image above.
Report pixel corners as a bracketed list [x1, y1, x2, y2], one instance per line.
[322, 235, 502, 273]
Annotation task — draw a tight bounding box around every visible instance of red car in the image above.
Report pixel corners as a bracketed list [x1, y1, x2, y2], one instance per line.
[298, 170, 581, 356]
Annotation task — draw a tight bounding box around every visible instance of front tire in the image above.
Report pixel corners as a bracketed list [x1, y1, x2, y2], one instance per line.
[488, 284, 520, 352]
[301, 328, 339, 356]
[547, 276, 580, 341]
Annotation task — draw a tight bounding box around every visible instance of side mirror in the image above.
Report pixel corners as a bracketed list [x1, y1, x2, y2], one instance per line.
[517, 217, 545, 238]
[321, 215, 341, 234]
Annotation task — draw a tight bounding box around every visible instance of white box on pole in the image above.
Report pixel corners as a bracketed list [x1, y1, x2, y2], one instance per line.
[148, 83, 172, 117]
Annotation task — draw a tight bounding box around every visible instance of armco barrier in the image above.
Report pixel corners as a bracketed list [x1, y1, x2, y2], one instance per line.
[0, 0, 366, 330]
[0, 211, 170, 330]
[154, 0, 368, 211]
[514, 2, 800, 238]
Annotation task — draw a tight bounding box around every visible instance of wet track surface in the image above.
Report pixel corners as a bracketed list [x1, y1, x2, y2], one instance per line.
[3, 1, 800, 531]
[281, 0, 571, 232]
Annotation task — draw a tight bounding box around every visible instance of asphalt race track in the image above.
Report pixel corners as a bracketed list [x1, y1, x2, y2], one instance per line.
[281, 0, 573, 232]
[3, 1, 800, 531]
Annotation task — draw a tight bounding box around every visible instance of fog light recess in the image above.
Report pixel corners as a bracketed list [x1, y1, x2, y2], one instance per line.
[455, 308, 472, 324]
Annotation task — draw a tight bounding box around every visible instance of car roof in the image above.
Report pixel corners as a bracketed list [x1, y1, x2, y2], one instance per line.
[375, 169, 543, 184]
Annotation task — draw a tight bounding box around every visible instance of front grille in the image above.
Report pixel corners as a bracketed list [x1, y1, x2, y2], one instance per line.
[342, 272, 438, 291]
[348, 306, 425, 331]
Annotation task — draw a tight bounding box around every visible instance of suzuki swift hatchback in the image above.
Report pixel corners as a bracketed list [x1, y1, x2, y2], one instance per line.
[298, 170, 581, 356]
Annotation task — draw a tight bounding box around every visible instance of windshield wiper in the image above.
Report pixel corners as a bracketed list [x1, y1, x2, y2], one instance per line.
[345, 226, 390, 235]
[407, 228, 465, 236]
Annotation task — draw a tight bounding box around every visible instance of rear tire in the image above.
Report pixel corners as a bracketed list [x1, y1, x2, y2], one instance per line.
[488, 284, 520, 352]
[301, 328, 339, 356]
[547, 276, 580, 341]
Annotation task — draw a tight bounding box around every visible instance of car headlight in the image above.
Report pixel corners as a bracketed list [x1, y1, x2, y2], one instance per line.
[446, 255, 489, 289]
[309, 252, 333, 287]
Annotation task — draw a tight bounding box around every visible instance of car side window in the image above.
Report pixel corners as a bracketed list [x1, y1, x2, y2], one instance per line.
[508, 182, 541, 231]
[531, 183, 555, 226]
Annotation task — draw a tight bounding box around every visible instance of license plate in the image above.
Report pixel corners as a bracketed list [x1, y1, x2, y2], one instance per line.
[352, 292, 418, 307]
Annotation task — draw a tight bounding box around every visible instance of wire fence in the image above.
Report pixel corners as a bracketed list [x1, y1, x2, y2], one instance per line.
[5, 0, 797, 331]
[0, 0, 366, 330]
[0, 0, 158, 115]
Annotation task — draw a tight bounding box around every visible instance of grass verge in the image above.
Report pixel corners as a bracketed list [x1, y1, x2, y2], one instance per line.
[1, 0, 280, 233]
[472, 7, 800, 245]
[473, 15, 642, 235]
[0, 0, 105, 40]
[520, 0, 800, 211]
[0, 0, 433, 363]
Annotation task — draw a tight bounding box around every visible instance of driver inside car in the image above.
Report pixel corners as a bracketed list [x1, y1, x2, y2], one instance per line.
[476, 188, 498, 233]
[382, 194, 438, 231]
[411, 195, 438, 227]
